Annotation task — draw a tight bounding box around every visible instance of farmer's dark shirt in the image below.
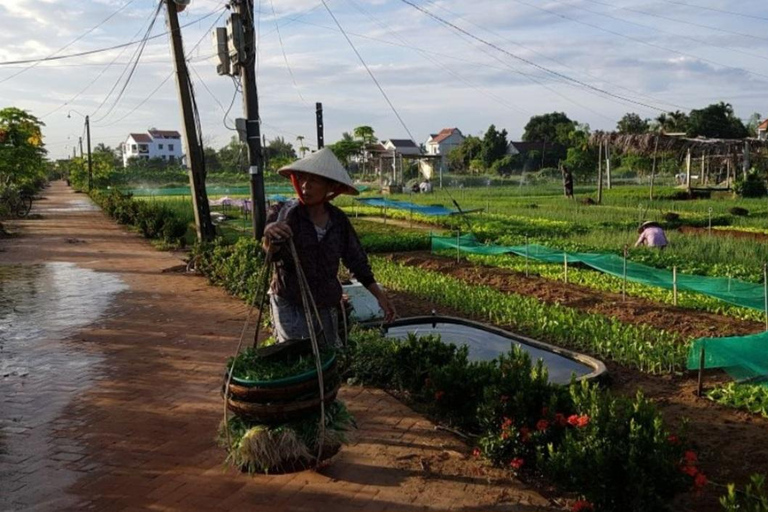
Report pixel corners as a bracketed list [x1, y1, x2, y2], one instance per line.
[267, 201, 375, 308]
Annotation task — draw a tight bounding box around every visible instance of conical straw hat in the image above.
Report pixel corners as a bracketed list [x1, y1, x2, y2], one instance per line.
[278, 148, 359, 196]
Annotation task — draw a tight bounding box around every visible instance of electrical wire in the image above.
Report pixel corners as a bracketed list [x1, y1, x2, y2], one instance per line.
[269, 0, 307, 104]
[319, 0, 416, 142]
[90, 0, 165, 123]
[401, 0, 728, 112]
[0, 0, 137, 84]
[40, 4, 165, 120]
[572, 0, 768, 64]
[658, 0, 768, 22]
[94, 7, 228, 128]
[190, 63, 240, 130]
[0, 9, 224, 67]
[509, 0, 768, 81]
[421, 0, 692, 112]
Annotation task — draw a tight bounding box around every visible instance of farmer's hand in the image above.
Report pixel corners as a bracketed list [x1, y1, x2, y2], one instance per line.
[368, 283, 396, 322]
[263, 221, 292, 252]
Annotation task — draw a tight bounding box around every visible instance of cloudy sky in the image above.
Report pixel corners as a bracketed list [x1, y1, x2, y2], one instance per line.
[1, 0, 766, 159]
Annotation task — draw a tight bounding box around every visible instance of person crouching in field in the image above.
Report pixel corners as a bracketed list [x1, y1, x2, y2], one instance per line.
[634, 220, 668, 249]
[262, 148, 396, 346]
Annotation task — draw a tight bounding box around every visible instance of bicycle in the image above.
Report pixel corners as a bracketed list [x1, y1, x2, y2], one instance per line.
[1, 181, 33, 218]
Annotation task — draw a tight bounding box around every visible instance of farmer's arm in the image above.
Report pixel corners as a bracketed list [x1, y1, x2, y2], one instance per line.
[341, 220, 396, 321]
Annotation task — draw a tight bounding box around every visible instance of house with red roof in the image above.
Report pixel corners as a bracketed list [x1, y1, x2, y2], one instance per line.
[122, 129, 183, 167]
[424, 128, 465, 173]
[758, 119, 768, 141]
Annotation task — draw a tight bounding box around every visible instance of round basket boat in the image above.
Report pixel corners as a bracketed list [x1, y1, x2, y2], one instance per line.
[226, 382, 341, 424]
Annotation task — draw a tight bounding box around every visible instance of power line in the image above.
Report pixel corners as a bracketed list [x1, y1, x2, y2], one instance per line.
[658, 0, 768, 22]
[574, 0, 768, 63]
[40, 4, 164, 120]
[0, 0, 137, 84]
[94, 7, 228, 128]
[400, 0, 668, 113]
[90, 0, 165, 123]
[320, 0, 416, 141]
[0, 9, 224, 67]
[422, 0, 692, 112]
[269, 0, 307, 104]
[508, 0, 768, 81]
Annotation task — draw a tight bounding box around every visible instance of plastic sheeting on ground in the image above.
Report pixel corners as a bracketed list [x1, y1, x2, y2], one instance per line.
[355, 197, 461, 216]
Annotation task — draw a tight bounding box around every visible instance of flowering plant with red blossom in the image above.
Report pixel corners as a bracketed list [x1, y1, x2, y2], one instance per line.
[510, 457, 524, 470]
[571, 499, 594, 512]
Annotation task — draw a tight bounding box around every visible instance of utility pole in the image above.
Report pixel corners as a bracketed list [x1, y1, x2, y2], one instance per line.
[85, 115, 92, 192]
[316, 102, 324, 149]
[232, 0, 266, 239]
[166, 0, 215, 242]
[79, 137, 84, 158]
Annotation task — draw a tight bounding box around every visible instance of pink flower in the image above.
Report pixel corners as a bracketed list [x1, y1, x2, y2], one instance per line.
[684, 450, 698, 464]
[536, 419, 549, 432]
[472, 448, 481, 458]
[576, 415, 590, 428]
[519, 427, 531, 443]
[667, 434, 679, 445]
[567, 414, 580, 427]
[694, 472, 708, 488]
[510, 457, 524, 470]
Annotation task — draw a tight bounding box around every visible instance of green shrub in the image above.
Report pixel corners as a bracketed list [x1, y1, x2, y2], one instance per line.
[734, 171, 767, 198]
[729, 206, 749, 217]
[721, 474, 768, 512]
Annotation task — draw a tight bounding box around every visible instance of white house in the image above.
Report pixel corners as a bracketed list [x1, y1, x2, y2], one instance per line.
[758, 119, 768, 141]
[122, 129, 183, 167]
[423, 128, 465, 175]
[425, 128, 464, 157]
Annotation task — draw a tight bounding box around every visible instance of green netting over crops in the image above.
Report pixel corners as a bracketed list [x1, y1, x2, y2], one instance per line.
[687, 332, 768, 385]
[432, 234, 767, 312]
[433, 234, 768, 384]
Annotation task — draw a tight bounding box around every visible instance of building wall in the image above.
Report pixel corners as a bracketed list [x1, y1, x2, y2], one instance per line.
[122, 135, 183, 167]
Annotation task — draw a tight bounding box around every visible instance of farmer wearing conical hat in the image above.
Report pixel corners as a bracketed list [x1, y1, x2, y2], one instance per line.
[634, 220, 668, 249]
[263, 148, 396, 345]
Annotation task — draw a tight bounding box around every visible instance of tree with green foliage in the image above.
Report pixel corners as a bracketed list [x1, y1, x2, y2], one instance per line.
[218, 136, 247, 173]
[563, 123, 598, 180]
[447, 135, 482, 173]
[0, 107, 47, 191]
[523, 112, 575, 145]
[617, 113, 650, 134]
[687, 102, 748, 139]
[746, 113, 763, 137]
[328, 132, 363, 167]
[353, 125, 377, 145]
[653, 110, 689, 134]
[480, 124, 508, 169]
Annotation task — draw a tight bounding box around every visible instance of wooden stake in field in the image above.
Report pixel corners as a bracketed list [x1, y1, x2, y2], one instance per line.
[697, 343, 706, 397]
[524, 237, 529, 277]
[456, 230, 461, 263]
[649, 136, 658, 201]
[564, 253, 569, 284]
[673, 266, 678, 306]
[622, 245, 628, 301]
[685, 149, 692, 192]
[763, 263, 768, 331]
[605, 140, 612, 190]
[597, 141, 603, 204]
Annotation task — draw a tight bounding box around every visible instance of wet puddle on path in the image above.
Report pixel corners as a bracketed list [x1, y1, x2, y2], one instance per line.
[0, 262, 127, 511]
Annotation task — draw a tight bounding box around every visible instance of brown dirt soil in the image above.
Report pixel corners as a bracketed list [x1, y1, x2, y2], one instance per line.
[680, 225, 768, 242]
[383, 258, 768, 512]
[386, 252, 764, 340]
[0, 182, 558, 512]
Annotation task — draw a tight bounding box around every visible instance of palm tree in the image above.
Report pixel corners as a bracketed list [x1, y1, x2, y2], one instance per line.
[296, 135, 308, 157]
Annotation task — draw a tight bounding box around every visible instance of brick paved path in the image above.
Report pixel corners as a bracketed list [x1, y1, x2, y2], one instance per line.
[0, 182, 555, 512]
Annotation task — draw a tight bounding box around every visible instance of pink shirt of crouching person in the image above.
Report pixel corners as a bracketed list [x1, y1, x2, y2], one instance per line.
[635, 221, 668, 248]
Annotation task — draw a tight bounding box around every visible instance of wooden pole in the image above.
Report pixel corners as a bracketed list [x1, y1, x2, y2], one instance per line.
[456, 230, 461, 263]
[764, 263, 767, 330]
[673, 266, 678, 306]
[564, 253, 569, 283]
[597, 141, 603, 204]
[525, 236, 529, 277]
[685, 149, 692, 192]
[606, 140, 612, 190]
[701, 152, 706, 187]
[697, 344, 705, 397]
[165, 0, 215, 242]
[649, 136, 658, 201]
[622, 245, 628, 301]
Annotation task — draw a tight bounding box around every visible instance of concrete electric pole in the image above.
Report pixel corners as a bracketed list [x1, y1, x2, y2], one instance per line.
[166, 0, 216, 242]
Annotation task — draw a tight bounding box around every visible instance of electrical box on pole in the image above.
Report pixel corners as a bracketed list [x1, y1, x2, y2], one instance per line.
[212, 27, 230, 76]
[226, 13, 245, 75]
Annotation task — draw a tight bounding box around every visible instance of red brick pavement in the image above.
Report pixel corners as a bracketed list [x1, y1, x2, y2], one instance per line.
[0, 182, 557, 511]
